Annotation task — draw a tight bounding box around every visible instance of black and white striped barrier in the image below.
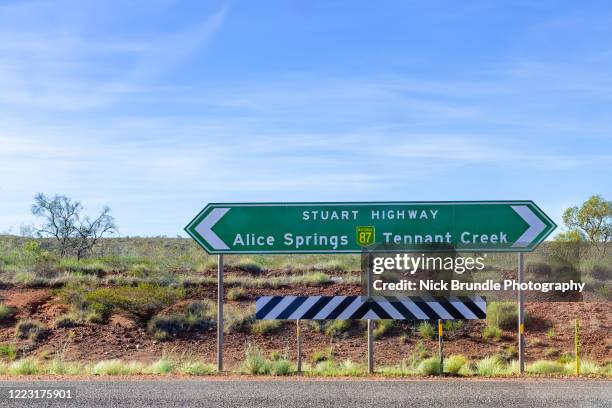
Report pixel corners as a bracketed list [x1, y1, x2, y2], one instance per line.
[256, 295, 486, 320]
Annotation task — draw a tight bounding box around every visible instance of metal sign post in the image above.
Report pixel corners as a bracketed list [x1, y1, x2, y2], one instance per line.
[217, 254, 224, 372]
[518, 252, 525, 374]
[296, 320, 302, 374]
[367, 262, 374, 373]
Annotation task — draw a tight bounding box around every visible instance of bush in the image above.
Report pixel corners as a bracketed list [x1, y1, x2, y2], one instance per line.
[54, 312, 80, 328]
[482, 326, 502, 341]
[180, 361, 215, 376]
[269, 359, 292, 376]
[417, 322, 436, 340]
[235, 259, 263, 274]
[148, 301, 215, 340]
[589, 264, 611, 281]
[443, 320, 463, 333]
[301, 272, 332, 286]
[310, 347, 334, 364]
[92, 359, 129, 375]
[0, 303, 16, 322]
[527, 360, 565, 375]
[251, 320, 283, 335]
[227, 287, 247, 301]
[9, 358, 41, 375]
[373, 320, 394, 339]
[310, 360, 365, 377]
[242, 344, 269, 374]
[14, 319, 46, 341]
[325, 320, 352, 337]
[476, 356, 504, 377]
[417, 357, 441, 376]
[444, 355, 467, 375]
[224, 305, 255, 333]
[84, 283, 185, 321]
[487, 302, 529, 331]
[0, 344, 18, 360]
[147, 358, 174, 374]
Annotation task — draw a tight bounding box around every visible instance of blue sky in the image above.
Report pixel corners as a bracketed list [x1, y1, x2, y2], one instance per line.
[1, 0, 611, 236]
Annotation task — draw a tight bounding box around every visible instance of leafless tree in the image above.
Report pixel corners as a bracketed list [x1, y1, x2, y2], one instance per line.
[31, 193, 116, 259]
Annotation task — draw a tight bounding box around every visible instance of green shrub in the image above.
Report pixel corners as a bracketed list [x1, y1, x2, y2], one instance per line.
[373, 320, 394, 339]
[251, 320, 283, 335]
[92, 359, 129, 375]
[242, 344, 269, 374]
[444, 355, 467, 375]
[227, 287, 247, 301]
[476, 356, 504, 377]
[574, 360, 602, 375]
[147, 358, 174, 374]
[180, 361, 215, 376]
[527, 360, 565, 375]
[443, 320, 463, 333]
[301, 272, 332, 286]
[224, 305, 255, 333]
[417, 357, 441, 376]
[84, 310, 105, 324]
[544, 348, 560, 358]
[501, 345, 518, 360]
[0, 344, 18, 360]
[54, 312, 81, 328]
[417, 322, 436, 340]
[0, 303, 16, 322]
[84, 283, 185, 320]
[9, 358, 41, 375]
[310, 347, 334, 364]
[482, 326, 501, 341]
[269, 359, 292, 376]
[310, 360, 364, 377]
[545, 328, 555, 339]
[14, 319, 46, 341]
[325, 320, 352, 337]
[148, 301, 215, 340]
[487, 302, 529, 331]
[235, 259, 263, 274]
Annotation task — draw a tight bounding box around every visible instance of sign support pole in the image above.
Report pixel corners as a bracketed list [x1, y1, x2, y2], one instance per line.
[217, 254, 224, 372]
[367, 321, 374, 374]
[296, 319, 302, 374]
[367, 261, 374, 374]
[518, 252, 525, 374]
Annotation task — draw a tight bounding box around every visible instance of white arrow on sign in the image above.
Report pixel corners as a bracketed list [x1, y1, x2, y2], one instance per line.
[194, 207, 230, 250]
[511, 205, 546, 248]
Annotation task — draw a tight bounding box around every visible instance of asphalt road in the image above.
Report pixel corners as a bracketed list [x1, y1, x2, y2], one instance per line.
[0, 378, 610, 408]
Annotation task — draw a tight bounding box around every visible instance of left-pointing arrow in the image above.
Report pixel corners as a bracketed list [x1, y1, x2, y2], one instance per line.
[195, 208, 230, 250]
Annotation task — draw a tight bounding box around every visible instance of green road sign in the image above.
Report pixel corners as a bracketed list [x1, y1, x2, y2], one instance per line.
[185, 201, 556, 254]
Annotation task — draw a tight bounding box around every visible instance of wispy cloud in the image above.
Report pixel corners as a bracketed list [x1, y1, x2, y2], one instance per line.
[0, 1, 228, 110]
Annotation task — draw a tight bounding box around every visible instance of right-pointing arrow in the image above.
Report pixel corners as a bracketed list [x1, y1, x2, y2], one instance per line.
[194, 207, 230, 250]
[511, 205, 546, 248]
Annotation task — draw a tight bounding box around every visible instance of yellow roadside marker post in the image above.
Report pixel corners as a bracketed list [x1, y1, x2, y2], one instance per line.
[438, 319, 444, 376]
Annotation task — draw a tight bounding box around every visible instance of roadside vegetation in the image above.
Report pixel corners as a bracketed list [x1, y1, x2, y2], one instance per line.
[0, 352, 608, 377]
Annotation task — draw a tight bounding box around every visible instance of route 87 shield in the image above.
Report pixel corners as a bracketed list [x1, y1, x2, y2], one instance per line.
[356, 226, 375, 246]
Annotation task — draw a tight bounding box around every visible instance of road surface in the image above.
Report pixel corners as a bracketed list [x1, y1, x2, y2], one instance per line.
[0, 378, 609, 407]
